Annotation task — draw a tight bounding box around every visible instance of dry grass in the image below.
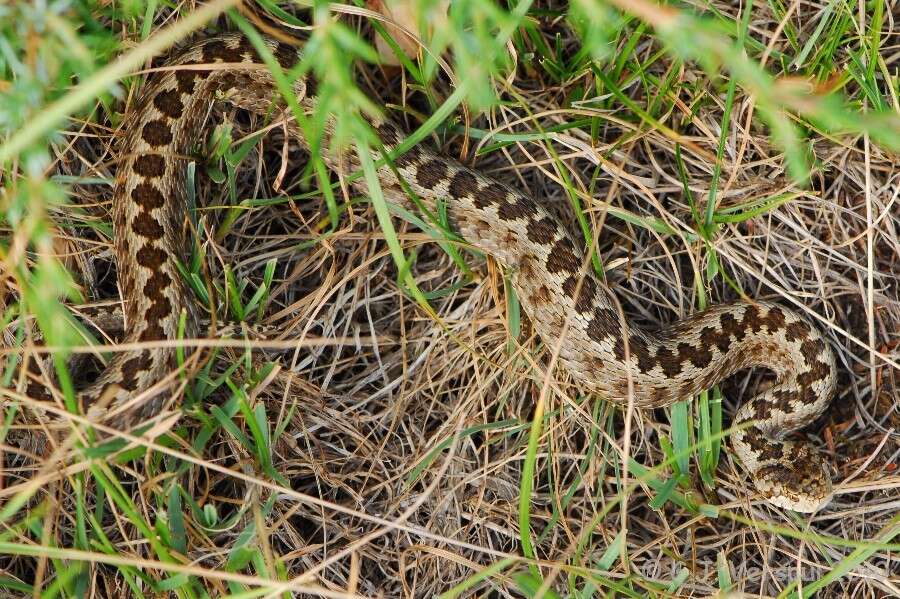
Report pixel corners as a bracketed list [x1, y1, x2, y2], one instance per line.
[1, 1, 899, 597]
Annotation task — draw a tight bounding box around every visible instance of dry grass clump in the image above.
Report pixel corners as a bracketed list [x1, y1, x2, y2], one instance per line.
[1, 0, 899, 597]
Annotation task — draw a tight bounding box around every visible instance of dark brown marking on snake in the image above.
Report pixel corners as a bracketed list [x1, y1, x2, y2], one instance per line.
[677, 341, 713, 370]
[120, 353, 153, 391]
[719, 311, 747, 342]
[799, 339, 824, 362]
[22, 358, 51, 400]
[141, 119, 173, 147]
[394, 137, 422, 168]
[526, 216, 557, 245]
[203, 39, 245, 63]
[201, 39, 227, 61]
[783, 320, 811, 343]
[152, 89, 184, 119]
[479, 182, 508, 205]
[175, 68, 203, 94]
[448, 170, 478, 200]
[376, 121, 402, 146]
[145, 269, 170, 292]
[145, 294, 172, 324]
[630, 337, 657, 373]
[217, 73, 238, 91]
[274, 41, 298, 69]
[798, 357, 830, 388]
[587, 307, 618, 346]
[138, 267, 172, 341]
[416, 160, 448, 190]
[747, 435, 786, 461]
[133, 154, 166, 178]
[740, 427, 770, 452]
[132, 182, 166, 209]
[475, 183, 516, 213]
[768, 388, 804, 414]
[376, 120, 412, 163]
[139, 321, 166, 342]
[742, 304, 786, 334]
[237, 36, 256, 56]
[304, 72, 319, 98]
[811, 360, 831, 383]
[700, 325, 730, 354]
[132, 213, 164, 239]
[143, 270, 173, 319]
[655, 346, 682, 377]
[760, 306, 786, 332]
[26, 380, 52, 401]
[136, 245, 167, 268]
[753, 397, 774, 420]
[472, 192, 500, 211]
[739, 304, 762, 333]
[545, 237, 579, 275]
[562, 275, 597, 313]
[612, 335, 654, 370]
[498, 195, 540, 221]
[576, 277, 598, 313]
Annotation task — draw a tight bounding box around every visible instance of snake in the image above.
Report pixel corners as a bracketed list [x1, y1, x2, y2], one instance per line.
[35, 33, 838, 512]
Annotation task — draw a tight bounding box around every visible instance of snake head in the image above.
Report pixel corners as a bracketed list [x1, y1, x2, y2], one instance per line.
[754, 443, 833, 513]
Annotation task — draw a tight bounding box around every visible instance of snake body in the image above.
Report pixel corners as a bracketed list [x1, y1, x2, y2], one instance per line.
[80, 34, 837, 511]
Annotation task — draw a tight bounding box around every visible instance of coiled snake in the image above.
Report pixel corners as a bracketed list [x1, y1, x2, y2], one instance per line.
[41, 34, 839, 512]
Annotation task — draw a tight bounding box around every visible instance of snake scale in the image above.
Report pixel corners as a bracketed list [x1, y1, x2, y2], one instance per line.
[58, 34, 838, 512]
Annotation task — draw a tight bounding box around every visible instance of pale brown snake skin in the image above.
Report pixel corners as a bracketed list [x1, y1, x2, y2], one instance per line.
[50, 34, 839, 511]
